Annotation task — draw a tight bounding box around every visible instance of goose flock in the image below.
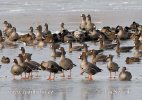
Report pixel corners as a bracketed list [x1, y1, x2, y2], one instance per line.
[1, 14, 142, 81]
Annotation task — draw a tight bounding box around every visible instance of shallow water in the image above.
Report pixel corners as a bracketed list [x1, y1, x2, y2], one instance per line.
[0, 0, 142, 100]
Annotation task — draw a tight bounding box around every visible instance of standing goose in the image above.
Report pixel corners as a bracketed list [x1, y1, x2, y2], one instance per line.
[28, 26, 35, 39]
[59, 47, 76, 78]
[25, 54, 41, 77]
[19, 47, 30, 61]
[0, 30, 4, 42]
[35, 25, 43, 41]
[41, 61, 63, 80]
[80, 52, 102, 80]
[79, 14, 87, 30]
[43, 23, 51, 37]
[11, 59, 23, 79]
[17, 54, 33, 79]
[3, 21, 9, 35]
[86, 14, 95, 31]
[107, 55, 120, 78]
[119, 67, 132, 81]
[4, 23, 13, 37]
[8, 27, 19, 41]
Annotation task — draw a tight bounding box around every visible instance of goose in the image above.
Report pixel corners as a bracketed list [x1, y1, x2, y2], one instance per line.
[67, 40, 83, 53]
[25, 54, 41, 77]
[43, 23, 51, 37]
[41, 60, 63, 80]
[8, 27, 19, 41]
[85, 14, 95, 31]
[98, 37, 117, 50]
[91, 49, 107, 64]
[116, 26, 129, 40]
[19, 47, 30, 61]
[80, 52, 102, 80]
[17, 54, 33, 79]
[125, 57, 141, 64]
[119, 67, 132, 81]
[1, 56, 10, 64]
[50, 44, 62, 58]
[11, 59, 23, 79]
[59, 47, 76, 78]
[115, 38, 134, 54]
[79, 14, 87, 30]
[107, 55, 120, 78]
[83, 43, 103, 56]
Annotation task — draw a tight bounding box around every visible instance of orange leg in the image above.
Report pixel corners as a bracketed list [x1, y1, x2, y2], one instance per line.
[47, 72, 51, 80]
[114, 72, 117, 78]
[80, 69, 84, 75]
[68, 70, 71, 79]
[28, 73, 31, 79]
[20, 74, 23, 79]
[109, 71, 112, 79]
[88, 75, 93, 80]
[85, 74, 89, 78]
[13, 75, 15, 80]
[21, 73, 27, 79]
[28, 72, 33, 78]
[35, 72, 39, 77]
[60, 71, 65, 77]
[51, 73, 55, 80]
[25, 73, 27, 78]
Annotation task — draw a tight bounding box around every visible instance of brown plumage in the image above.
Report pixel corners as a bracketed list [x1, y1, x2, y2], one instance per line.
[59, 47, 76, 78]
[50, 45, 62, 58]
[80, 52, 102, 80]
[107, 55, 120, 78]
[125, 57, 141, 64]
[119, 67, 132, 81]
[11, 59, 23, 79]
[41, 60, 63, 80]
[91, 50, 107, 64]
[1, 56, 10, 64]
[67, 41, 83, 53]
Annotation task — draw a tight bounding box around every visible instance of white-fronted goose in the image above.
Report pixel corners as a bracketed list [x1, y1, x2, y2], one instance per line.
[80, 52, 102, 80]
[125, 57, 141, 64]
[79, 14, 87, 30]
[11, 59, 23, 79]
[107, 55, 120, 78]
[67, 40, 83, 53]
[86, 14, 95, 31]
[91, 49, 107, 64]
[41, 60, 63, 80]
[1, 56, 10, 64]
[119, 67, 132, 81]
[43, 23, 51, 37]
[59, 47, 76, 78]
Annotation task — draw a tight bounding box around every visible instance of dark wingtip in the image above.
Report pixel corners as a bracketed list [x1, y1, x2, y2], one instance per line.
[73, 64, 77, 66]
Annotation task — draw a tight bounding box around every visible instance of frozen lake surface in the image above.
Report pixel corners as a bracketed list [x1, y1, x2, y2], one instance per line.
[0, 0, 142, 100]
